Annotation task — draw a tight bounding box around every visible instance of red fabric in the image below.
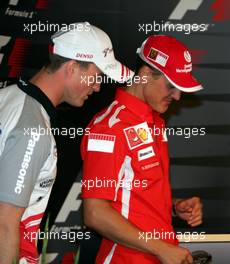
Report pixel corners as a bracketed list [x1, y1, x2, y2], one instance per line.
[19, 212, 44, 263]
[139, 35, 202, 91]
[81, 89, 178, 264]
[61, 252, 76, 264]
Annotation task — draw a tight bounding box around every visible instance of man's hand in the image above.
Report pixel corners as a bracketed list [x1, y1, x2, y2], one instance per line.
[174, 197, 203, 227]
[157, 242, 193, 264]
[0, 202, 25, 264]
[84, 198, 195, 264]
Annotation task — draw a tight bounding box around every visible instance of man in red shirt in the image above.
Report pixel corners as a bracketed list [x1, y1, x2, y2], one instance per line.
[81, 35, 203, 264]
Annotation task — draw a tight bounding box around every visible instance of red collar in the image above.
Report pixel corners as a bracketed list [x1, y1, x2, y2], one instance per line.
[115, 88, 158, 124]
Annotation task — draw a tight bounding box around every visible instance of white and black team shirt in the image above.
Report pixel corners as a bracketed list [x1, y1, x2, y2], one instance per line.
[0, 78, 57, 263]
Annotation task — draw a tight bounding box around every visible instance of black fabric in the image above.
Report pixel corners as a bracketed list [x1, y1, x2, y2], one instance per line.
[17, 77, 57, 126]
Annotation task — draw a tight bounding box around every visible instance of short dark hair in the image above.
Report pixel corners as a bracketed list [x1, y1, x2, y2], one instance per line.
[135, 55, 162, 78]
[45, 53, 90, 73]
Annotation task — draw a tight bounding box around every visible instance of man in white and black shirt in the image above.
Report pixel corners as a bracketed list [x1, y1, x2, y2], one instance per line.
[0, 21, 133, 264]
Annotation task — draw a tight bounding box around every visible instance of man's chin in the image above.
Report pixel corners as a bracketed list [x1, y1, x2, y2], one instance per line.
[157, 106, 168, 114]
[70, 100, 84, 107]
[78, 101, 85, 107]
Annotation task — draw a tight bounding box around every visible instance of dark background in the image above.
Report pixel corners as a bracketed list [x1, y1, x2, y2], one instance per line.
[0, 0, 230, 262]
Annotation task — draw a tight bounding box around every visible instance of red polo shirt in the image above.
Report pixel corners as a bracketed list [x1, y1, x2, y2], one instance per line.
[81, 88, 178, 264]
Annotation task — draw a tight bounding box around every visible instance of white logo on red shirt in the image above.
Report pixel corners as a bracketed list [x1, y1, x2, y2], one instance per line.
[108, 105, 125, 128]
[138, 146, 155, 161]
[87, 133, 116, 153]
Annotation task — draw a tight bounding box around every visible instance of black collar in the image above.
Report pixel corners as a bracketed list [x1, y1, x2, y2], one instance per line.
[17, 78, 57, 126]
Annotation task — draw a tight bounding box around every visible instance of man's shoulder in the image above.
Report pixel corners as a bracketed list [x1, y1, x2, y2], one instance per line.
[0, 83, 25, 106]
[0, 82, 43, 120]
[88, 100, 138, 135]
[0, 83, 52, 144]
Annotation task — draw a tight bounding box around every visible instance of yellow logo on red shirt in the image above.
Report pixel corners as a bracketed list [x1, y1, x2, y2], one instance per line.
[137, 128, 148, 142]
[124, 122, 153, 150]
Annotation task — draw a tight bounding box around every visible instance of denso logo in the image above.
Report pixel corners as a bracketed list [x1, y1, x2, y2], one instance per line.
[76, 53, 93, 59]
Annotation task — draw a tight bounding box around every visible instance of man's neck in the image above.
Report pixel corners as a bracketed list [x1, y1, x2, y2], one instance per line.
[125, 82, 145, 103]
[29, 67, 64, 107]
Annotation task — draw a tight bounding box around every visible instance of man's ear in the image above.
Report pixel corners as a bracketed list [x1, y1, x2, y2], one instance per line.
[65, 60, 78, 77]
[138, 65, 152, 77]
[140, 65, 162, 80]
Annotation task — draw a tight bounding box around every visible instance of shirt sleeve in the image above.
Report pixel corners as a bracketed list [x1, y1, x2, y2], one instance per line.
[81, 126, 127, 201]
[0, 129, 51, 207]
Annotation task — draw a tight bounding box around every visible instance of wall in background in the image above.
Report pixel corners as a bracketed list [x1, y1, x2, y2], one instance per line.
[0, 0, 229, 262]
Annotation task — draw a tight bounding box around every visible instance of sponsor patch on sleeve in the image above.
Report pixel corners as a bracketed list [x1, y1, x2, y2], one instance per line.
[87, 133, 116, 153]
[123, 122, 153, 150]
[138, 146, 155, 161]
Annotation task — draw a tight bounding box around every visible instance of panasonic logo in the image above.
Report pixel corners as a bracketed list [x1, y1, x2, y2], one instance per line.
[14, 132, 40, 194]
